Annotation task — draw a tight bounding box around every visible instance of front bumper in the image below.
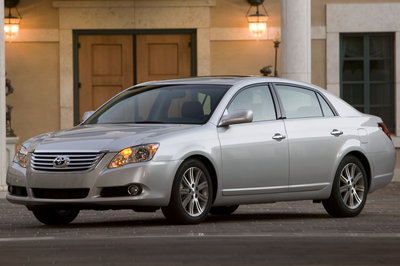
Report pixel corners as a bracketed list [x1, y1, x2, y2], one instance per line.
[6, 153, 181, 208]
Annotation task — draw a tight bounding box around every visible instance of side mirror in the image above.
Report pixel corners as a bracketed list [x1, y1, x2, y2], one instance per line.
[81, 111, 95, 122]
[218, 110, 253, 127]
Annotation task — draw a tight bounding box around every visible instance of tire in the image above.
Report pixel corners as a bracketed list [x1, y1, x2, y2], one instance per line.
[31, 207, 80, 225]
[162, 159, 213, 224]
[210, 205, 239, 215]
[323, 155, 368, 217]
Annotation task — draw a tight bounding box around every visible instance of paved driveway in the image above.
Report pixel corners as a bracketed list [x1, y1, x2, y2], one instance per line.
[0, 183, 399, 265]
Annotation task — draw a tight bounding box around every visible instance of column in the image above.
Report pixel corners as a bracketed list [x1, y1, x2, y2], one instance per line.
[280, 0, 311, 83]
[1, 0, 7, 191]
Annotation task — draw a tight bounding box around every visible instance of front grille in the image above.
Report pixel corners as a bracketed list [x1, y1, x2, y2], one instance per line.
[32, 188, 89, 199]
[31, 152, 103, 172]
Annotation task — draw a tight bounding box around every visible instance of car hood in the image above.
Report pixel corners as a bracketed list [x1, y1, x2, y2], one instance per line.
[27, 124, 198, 153]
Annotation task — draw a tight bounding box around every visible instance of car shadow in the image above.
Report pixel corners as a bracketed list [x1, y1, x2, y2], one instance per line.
[207, 212, 330, 223]
[28, 211, 330, 229]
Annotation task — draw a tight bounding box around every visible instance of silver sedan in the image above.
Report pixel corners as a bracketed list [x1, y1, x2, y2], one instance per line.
[6, 77, 396, 225]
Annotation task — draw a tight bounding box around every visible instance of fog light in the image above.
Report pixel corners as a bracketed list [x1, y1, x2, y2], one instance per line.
[127, 185, 142, 196]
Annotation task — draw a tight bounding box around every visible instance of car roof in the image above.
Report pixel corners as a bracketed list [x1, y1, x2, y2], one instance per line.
[135, 76, 315, 87]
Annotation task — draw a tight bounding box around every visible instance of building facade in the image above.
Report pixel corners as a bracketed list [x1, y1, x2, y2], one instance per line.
[1, 0, 400, 190]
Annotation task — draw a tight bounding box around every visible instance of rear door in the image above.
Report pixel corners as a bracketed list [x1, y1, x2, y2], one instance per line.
[218, 84, 289, 195]
[274, 84, 345, 191]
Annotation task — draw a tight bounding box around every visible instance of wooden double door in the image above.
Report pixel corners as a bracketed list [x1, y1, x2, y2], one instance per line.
[78, 34, 192, 118]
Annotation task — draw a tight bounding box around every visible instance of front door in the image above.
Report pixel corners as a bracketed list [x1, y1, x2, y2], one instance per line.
[78, 35, 134, 118]
[218, 85, 289, 195]
[136, 34, 192, 83]
[78, 33, 193, 122]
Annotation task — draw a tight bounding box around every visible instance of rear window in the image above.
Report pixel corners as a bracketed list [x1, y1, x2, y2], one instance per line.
[275, 85, 323, 119]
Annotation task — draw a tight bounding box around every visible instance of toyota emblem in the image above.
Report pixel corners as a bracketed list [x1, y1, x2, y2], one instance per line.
[53, 156, 70, 168]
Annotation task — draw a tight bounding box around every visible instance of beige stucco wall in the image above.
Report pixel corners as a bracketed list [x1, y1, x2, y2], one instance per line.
[311, 39, 326, 88]
[211, 40, 280, 76]
[5, 0, 59, 144]
[209, 0, 281, 77]
[5, 43, 60, 144]
[17, 0, 59, 29]
[211, 0, 280, 28]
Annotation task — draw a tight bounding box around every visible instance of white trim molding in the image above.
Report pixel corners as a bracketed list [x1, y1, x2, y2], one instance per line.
[8, 26, 326, 43]
[311, 26, 326, 40]
[53, 0, 216, 8]
[210, 26, 325, 41]
[0, 1, 6, 192]
[5, 26, 329, 44]
[326, 3, 400, 136]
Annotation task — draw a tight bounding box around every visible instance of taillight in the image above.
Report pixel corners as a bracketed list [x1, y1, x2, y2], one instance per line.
[378, 122, 391, 139]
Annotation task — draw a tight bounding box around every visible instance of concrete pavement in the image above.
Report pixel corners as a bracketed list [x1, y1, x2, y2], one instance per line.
[0, 182, 399, 265]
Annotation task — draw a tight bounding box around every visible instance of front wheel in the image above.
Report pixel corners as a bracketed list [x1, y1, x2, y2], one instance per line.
[31, 207, 80, 225]
[323, 155, 368, 217]
[162, 159, 213, 224]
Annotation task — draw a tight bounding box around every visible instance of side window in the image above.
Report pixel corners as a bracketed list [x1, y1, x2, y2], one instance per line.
[317, 93, 335, 117]
[227, 86, 276, 122]
[275, 85, 323, 119]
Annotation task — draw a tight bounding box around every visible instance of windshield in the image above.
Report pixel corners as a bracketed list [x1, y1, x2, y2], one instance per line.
[84, 84, 230, 125]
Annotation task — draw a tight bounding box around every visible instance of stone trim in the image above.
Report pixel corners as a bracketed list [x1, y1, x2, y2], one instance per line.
[311, 26, 326, 40]
[0, 2, 7, 191]
[6, 137, 18, 168]
[53, 0, 216, 8]
[9, 26, 328, 43]
[327, 3, 400, 33]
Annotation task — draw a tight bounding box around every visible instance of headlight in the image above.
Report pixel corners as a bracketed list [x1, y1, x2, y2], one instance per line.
[14, 145, 28, 168]
[108, 144, 159, 169]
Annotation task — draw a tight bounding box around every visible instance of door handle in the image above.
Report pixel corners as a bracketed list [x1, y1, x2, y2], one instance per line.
[272, 133, 286, 141]
[330, 129, 343, 137]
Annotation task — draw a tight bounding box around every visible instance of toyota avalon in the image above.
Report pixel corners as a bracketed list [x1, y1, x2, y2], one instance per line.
[6, 77, 396, 225]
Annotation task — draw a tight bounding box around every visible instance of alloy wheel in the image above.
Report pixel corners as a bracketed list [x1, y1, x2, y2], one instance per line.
[339, 163, 365, 209]
[179, 166, 209, 217]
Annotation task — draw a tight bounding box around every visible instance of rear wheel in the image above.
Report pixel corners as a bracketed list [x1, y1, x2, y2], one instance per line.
[323, 155, 368, 217]
[31, 207, 80, 225]
[210, 205, 239, 215]
[162, 159, 213, 224]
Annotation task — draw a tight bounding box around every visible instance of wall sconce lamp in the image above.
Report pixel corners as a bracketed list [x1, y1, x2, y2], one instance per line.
[4, 0, 22, 41]
[246, 0, 268, 38]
